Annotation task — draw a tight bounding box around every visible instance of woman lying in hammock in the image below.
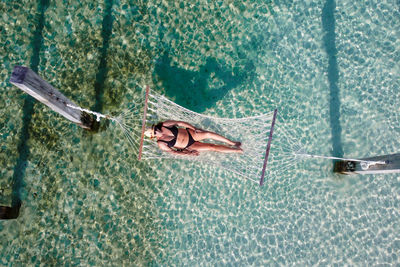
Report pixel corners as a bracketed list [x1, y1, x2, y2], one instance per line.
[144, 120, 243, 156]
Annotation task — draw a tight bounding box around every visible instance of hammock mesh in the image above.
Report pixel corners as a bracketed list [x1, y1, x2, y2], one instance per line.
[117, 88, 277, 185]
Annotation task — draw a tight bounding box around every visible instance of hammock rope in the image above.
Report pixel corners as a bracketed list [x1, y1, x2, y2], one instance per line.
[128, 88, 278, 185]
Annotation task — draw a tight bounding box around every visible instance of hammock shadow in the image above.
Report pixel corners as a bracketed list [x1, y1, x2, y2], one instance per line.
[154, 52, 255, 113]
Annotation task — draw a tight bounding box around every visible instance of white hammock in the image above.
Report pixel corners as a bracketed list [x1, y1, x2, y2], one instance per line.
[117, 87, 278, 185]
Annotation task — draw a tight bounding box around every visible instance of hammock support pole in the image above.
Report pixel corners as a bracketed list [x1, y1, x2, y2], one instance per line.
[138, 85, 150, 160]
[10, 66, 96, 130]
[260, 108, 278, 186]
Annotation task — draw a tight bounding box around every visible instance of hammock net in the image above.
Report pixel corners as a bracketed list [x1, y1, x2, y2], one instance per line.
[115, 88, 278, 185]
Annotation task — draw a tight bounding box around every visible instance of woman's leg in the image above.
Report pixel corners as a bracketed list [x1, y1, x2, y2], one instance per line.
[188, 142, 243, 154]
[188, 129, 240, 146]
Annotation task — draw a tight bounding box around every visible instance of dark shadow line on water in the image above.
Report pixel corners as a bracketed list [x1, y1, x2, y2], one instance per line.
[322, 0, 343, 162]
[1, 0, 50, 220]
[92, 0, 114, 113]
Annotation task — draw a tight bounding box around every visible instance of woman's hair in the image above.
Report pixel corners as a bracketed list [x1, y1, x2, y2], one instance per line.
[144, 122, 163, 139]
[154, 122, 163, 134]
[145, 124, 156, 139]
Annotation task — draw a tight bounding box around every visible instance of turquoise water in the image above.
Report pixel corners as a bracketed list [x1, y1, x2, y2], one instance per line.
[1, 0, 399, 265]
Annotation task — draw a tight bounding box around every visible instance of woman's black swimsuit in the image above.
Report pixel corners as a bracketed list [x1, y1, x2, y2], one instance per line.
[156, 123, 195, 149]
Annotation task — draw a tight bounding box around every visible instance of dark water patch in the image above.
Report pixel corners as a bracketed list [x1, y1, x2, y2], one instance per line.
[100, 0, 152, 109]
[29, 0, 49, 73]
[154, 51, 255, 113]
[92, 0, 114, 113]
[322, 0, 343, 161]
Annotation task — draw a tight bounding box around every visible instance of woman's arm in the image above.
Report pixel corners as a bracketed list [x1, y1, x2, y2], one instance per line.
[162, 120, 196, 130]
[157, 141, 199, 156]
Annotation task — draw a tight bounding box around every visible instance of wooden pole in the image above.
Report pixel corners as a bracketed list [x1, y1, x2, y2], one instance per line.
[260, 108, 278, 186]
[10, 66, 95, 130]
[138, 85, 150, 161]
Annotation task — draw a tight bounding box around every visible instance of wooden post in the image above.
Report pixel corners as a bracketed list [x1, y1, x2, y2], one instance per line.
[10, 66, 95, 130]
[334, 153, 400, 174]
[138, 85, 150, 161]
[259, 108, 278, 186]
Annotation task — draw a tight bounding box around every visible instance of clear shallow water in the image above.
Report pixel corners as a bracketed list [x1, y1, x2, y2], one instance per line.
[1, 0, 399, 265]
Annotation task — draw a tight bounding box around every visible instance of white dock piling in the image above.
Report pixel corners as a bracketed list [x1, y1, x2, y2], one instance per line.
[334, 153, 400, 174]
[10, 66, 95, 130]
